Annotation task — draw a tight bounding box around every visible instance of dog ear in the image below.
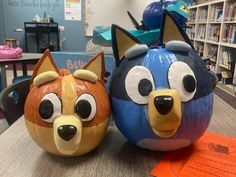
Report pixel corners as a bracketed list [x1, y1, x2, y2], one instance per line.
[83, 52, 105, 83]
[159, 10, 193, 48]
[112, 24, 146, 66]
[31, 49, 59, 85]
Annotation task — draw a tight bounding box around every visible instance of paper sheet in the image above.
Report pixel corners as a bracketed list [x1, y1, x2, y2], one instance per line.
[151, 132, 236, 177]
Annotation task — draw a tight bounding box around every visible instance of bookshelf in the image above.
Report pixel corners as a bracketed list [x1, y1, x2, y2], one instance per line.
[187, 0, 236, 98]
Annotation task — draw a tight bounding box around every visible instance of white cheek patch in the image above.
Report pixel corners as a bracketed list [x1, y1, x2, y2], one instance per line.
[125, 44, 149, 59]
[166, 40, 192, 53]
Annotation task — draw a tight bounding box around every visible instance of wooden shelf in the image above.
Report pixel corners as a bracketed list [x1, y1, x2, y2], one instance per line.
[219, 64, 230, 70]
[224, 21, 236, 24]
[206, 40, 219, 45]
[189, 0, 236, 108]
[195, 38, 206, 42]
[220, 42, 236, 48]
[209, 21, 222, 24]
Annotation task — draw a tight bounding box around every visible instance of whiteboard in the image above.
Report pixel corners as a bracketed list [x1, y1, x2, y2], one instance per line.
[84, 0, 157, 36]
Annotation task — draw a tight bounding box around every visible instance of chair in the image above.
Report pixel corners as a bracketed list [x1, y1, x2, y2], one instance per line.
[0, 79, 30, 126]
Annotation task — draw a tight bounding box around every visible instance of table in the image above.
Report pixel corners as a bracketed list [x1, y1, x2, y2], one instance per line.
[0, 95, 235, 177]
[0, 53, 42, 90]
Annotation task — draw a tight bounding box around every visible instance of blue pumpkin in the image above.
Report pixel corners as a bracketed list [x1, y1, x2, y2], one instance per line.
[110, 11, 217, 151]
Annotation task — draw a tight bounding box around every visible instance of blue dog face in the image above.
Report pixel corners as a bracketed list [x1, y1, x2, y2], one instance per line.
[110, 11, 217, 151]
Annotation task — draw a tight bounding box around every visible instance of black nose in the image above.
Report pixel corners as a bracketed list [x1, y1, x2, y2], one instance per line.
[57, 125, 77, 141]
[154, 96, 174, 115]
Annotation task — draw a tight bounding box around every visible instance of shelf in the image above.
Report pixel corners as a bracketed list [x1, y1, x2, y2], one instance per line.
[190, 0, 224, 9]
[194, 38, 206, 42]
[197, 21, 207, 24]
[209, 21, 222, 24]
[220, 42, 236, 48]
[206, 40, 219, 45]
[187, 22, 196, 24]
[219, 64, 230, 70]
[224, 21, 236, 24]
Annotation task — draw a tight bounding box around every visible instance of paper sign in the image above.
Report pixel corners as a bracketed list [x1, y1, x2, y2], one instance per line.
[64, 0, 81, 21]
[151, 132, 236, 177]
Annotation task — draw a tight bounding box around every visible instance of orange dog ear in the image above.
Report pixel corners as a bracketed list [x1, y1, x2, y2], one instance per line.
[31, 50, 60, 85]
[83, 52, 105, 83]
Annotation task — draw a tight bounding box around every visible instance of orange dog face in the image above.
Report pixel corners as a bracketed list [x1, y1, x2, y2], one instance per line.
[24, 51, 110, 156]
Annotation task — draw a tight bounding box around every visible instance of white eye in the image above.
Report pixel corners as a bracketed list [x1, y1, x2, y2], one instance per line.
[125, 66, 154, 104]
[39, 93, 61, 123]
[168, 61, 197, 102]
[74, 94, 96, 122]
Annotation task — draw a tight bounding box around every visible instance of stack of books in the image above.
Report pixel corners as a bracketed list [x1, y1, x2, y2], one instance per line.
[222, 25, 236, 43]
[208, 25, 221, 42]
[198, 8, 208, 22]
[197, 25, 206, 39]
[225, 2, 236, 21]
[189, 9, 197, 22]
[186, 25, 195, 39]
[221, 49, 236, 70]
[210, 6, 223, 22]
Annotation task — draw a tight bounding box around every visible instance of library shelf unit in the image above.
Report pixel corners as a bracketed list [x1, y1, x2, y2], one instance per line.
[187, 0, 236, 108]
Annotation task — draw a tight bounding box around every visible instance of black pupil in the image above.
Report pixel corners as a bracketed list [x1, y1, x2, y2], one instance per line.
[183, 75, 196, 93]
[39, 100, 54, 119]
[138, 79, 153, 96]
[75, 99, 92, 119]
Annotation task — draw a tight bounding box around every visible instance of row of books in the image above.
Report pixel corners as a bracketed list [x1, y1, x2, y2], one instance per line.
[224, 2, 236, 21]
[186, 25, 195, 39]
[189, 9, 197, 22]
[195, 44, 204, 57]
[210, 6, 223, 22]
[198, 8, 208, 22]
[197, 25, 206, 39]
[220, 49, 236, 70]
[207, 45, 218, 61]
[222, 25, 236, 44]
[208, 25, 220, 42]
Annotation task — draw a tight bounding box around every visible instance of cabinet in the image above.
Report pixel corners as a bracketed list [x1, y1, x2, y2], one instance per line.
[187, 0, 236, 97]
[24, 22, 60, 53]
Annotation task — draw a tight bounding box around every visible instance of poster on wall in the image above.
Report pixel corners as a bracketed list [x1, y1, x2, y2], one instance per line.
[64, 0, 81, 21]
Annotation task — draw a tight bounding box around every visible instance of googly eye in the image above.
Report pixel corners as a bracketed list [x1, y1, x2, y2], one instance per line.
[168, 61, 197, 102]
[74, 94, 96, 122]
[125, 66, 154, 104]
[39, 93, 62, 123]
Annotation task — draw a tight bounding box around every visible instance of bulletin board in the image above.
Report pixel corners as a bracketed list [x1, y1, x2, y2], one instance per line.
[84, 0, 157, 36]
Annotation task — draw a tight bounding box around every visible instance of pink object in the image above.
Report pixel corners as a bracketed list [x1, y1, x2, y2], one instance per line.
[0, 45, 23, 59]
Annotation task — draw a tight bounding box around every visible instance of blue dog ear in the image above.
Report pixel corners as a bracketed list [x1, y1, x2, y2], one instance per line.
[159, 10, 194, 49]
[111, 24, 146, 66]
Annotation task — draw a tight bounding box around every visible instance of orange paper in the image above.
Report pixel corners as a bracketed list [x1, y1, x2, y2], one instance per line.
[151, 132, 236, 177]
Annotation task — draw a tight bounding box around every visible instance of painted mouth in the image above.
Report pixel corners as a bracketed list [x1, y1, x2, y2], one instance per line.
[152, 128, 178, 138]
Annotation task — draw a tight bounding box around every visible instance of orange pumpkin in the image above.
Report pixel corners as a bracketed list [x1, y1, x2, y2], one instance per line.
[24, 50, 110, 156]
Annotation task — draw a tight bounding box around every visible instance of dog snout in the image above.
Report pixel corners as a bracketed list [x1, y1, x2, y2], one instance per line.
[57, 125, 77, 141]
[154, 96, 174, 115]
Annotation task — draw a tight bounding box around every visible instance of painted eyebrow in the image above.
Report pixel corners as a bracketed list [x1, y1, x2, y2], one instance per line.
[73, 69, 98, 83]
[33, 71, 59, 87]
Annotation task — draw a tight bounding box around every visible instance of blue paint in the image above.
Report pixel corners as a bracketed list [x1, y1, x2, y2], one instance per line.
[0, 1, 89, 51]
[111, 93, 213, 145]
[143, 48, 177, 89]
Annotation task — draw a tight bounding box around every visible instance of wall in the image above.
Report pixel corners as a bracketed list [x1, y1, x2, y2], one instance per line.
[2, 0, 89, 52]
[0, 1, 5, 44]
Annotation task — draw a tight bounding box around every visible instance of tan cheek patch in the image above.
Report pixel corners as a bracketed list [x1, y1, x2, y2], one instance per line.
[33, 71, 59, 87]
[74, 69, 98, 83]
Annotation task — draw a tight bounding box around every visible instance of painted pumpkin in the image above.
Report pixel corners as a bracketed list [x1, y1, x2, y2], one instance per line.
[24, 51, 110, 156]
[110, 11, 217, 151]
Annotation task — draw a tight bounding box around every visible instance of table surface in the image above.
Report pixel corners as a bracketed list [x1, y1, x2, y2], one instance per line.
[0, 95, 236, 177]
[0, 53, 42, 63]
